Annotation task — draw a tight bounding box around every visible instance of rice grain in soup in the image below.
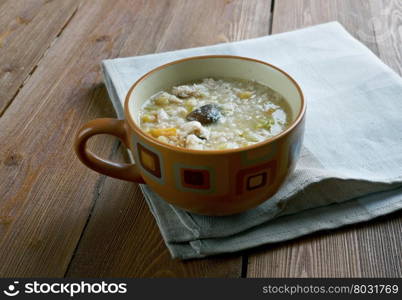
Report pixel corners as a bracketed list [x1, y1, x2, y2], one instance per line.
[139, 77, 292, 150]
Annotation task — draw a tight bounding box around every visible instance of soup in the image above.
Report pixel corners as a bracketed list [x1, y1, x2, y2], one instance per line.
[139, 77, 291, 150]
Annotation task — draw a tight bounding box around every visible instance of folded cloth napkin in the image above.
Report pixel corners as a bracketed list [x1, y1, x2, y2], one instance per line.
[102, 22, 402, 259]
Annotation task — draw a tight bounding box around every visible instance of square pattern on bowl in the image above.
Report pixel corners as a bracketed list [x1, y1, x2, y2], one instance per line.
[138, 143, 161, 178]
[173, 163, 216, 194]
[247, 172, 267, 190]
[181, 169, 210, 189]
[236, 160, 276, 195]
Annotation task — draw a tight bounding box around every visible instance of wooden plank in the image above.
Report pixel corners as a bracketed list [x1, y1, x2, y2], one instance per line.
[0, 0, 165, 277]
[369, 0, 402, 75]
[65, 0, 272, 277]
[247, 211, 402, 277]
[356, 212, 402, 277]
[0, 0, 79, 115]
[247, 0, 402, 277]
[246, 228, 363, 277]
[271, 0, 379, 54]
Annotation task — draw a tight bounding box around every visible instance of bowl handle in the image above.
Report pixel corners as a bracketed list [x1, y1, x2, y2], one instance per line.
[74, 118, 145, 183]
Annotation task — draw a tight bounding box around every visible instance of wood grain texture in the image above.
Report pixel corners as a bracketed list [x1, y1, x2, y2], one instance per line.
[65, 0, 272, 278]
[247, 0, 402, 278]
[0, 0, 162, 277]
[0, 0, 79, 115]
[271, 0, 379, 53]
[369, 0, 402, 75]
[247, 211, 402, 277]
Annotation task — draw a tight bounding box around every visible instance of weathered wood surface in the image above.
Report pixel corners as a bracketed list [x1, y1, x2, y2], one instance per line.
[0, 0, 138, 277]
[0, 0, 79, 115]
[0, 0, 401, 278]
[247, 0, 402, 278]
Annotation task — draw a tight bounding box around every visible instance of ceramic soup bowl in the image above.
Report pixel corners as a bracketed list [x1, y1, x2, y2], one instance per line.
[74, 55, 306, 215]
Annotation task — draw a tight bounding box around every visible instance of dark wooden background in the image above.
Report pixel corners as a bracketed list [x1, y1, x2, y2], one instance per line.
[0, 0, 401, 277]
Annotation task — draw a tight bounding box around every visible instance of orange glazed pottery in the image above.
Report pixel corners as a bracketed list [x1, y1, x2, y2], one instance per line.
[74, 55, 306, 216]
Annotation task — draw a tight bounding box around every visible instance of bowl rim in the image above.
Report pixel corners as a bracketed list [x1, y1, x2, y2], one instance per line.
[124, 55, 306, 155]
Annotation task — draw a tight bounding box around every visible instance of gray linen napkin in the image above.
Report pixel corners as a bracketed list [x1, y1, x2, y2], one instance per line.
[102, 22, 402, 259]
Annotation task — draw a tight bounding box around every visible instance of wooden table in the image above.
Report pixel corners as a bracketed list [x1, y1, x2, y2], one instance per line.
[1, 0, 401, 277]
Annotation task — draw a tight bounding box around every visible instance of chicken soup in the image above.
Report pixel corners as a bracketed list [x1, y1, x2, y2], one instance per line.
[139, 77, 291, 150]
